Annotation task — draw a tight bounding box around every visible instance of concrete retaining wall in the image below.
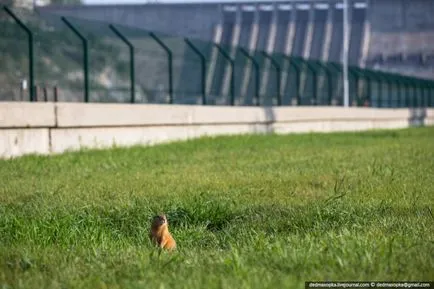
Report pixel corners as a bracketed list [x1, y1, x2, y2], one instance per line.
[1, 102, 433, 159]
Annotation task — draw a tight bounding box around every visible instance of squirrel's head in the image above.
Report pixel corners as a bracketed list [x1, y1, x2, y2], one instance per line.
[151, 214, 168, 229]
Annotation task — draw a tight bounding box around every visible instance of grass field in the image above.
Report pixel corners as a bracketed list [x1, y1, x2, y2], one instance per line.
[1, 127, 433, 289]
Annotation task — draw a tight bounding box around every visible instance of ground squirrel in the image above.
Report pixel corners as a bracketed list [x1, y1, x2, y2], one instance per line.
[149, 214, 177, 251]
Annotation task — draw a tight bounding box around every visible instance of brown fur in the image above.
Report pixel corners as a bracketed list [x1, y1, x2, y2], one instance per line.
[149, 214, 176, 251]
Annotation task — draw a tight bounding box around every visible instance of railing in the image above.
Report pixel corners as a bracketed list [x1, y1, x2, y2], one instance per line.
[1, 6, 433, 107]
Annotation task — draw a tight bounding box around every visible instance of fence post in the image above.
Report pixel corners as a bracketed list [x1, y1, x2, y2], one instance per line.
[379, 72, 393, 108]
[184, 38, 207, 105]
[428, 80, 434, 107]
[109, 24, 135, 104]
[420, 79, 427, 108]
[43, 86, 48, 102]
[329, 62, 343, 105]
[4, 7, 34, 102]
[404, 78, 411, 107]
[350, 67, 368, 107]
[394, 75, 404, 107]
[34, 85, 39, 101]
[62, 17, 89, 103]
[417, 78, 422, 108]
[421, 80, 427, 108]
[429, 81, 434, 107]
[53, 86, 58, 102]
[363, 69, 382, 108]
[391, 73, 402, 108]
[318, 61, 333, 105]
[149, 32, 173, 104]
[331, 63, 358, 106]
[348, 68, 359, 106]
[214, 44, 235, 106]
[415, 78, 421, 107]
[261, 52, 282, 106]
[283, 56, 301, 105]
[419, 79, 425, 108]
[385, 74, 393, 108]
[373, 71, 384, 108]
[239, 48, 260, 106]
[426, 81, 431, 107]
[395, 75, 402, 107]
[375, 72, 388, 108]
[409, 77, 419, 108]
[418, 81, 422, 108]
[428, 82, 431, 107]
[303, 61, 318, 105]
[355, 67, 372, 107]
[315, 61, 333, 106]
[431, 82, 434, 107]
[406, 77, 416, 108]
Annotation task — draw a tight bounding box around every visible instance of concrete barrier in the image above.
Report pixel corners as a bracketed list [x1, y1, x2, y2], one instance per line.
[0, 102, 433, 159]
[426, 109, 434, 126]
[50, 124, 268, 154]
[0, 128, 50, 158]
[55, 103, 269, 127]
[0, 102, 55, 128]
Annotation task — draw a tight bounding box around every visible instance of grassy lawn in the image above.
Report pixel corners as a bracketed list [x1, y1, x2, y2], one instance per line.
[0, 127, 433, 289]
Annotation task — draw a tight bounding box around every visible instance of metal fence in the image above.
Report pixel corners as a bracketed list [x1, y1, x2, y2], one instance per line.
[1, 6, 433, 108]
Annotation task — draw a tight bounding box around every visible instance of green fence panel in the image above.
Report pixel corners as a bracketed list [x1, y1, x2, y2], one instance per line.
[252, 51, 273, 106]
[429, 81, 434, 107]
[289, 57, 317, 106]
[261, 52, 281, 106]
[214, 44, 235, 106]
[16, 9, 85, 102]
[61, 17, 89, 103]
[238, 48, 259, 106]
[2, 7, 34, 101]
[184, 38, 206, 105]
[314, 61, 334, 105]
[349, 67, 368, 106]
[2, 7, 434, 108]
[327, 63, 343, 106]
[277, 54, 301, 105]
[109, 24, 135, 104]
[54, 16, 131, 103]
[160, 35, 208, 105]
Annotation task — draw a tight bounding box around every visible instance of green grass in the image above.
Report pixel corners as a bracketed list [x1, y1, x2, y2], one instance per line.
[1, 127, 433, 289]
